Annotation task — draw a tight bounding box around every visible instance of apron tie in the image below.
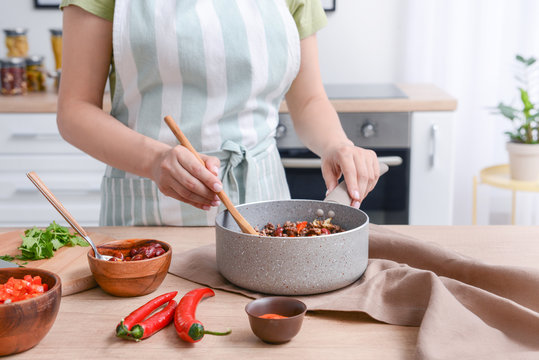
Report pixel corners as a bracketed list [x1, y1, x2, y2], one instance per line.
[210, 137, 276, 205]
[220, 140, 254, 205]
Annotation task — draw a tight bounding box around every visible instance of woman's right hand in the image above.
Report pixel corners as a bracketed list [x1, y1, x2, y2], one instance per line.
[151, 146, 223, 211]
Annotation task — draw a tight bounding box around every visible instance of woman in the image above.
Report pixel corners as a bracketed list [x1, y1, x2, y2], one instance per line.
[57, 0, 380, 226]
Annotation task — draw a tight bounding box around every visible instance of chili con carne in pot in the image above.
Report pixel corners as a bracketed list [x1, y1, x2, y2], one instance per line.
[215, 181, 370, 295]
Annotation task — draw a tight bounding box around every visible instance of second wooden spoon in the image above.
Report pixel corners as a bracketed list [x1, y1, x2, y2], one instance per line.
[164, 116, 258, 235]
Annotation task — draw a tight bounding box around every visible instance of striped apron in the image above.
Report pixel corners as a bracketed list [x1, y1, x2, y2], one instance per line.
[100, 0, 300, 226]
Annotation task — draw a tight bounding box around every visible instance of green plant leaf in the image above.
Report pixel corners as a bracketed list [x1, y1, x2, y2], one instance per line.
[515, 55, 536, 66]
[497, 103, 519, 120]
[497, 55, 538, 143]
[520, 88, 533, 109]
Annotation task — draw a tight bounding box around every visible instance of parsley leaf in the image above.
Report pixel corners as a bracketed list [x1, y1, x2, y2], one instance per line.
[15, 221, 89, 261]
[0, 255, 15, 262]
[0, 254, 26, 267]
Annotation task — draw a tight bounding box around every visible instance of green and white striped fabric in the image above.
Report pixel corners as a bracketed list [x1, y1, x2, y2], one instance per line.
[101, 0, 301, 226]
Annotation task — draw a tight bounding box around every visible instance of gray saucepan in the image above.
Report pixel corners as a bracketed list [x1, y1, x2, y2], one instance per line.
[215, 177, 377, 296]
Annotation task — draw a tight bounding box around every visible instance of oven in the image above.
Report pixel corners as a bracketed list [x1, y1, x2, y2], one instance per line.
[276, 111, 411, 225]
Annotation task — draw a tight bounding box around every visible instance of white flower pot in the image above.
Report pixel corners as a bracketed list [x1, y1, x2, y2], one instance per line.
[506, 142, 539, 181]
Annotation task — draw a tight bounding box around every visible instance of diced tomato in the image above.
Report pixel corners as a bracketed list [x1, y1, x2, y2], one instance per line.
[296, 221, 308, 233]
[0, 275, 48, 304]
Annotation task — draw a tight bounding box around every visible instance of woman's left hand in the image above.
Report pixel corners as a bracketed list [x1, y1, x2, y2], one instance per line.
[284, 34, 381, 208]
[321, 143, 380, 208]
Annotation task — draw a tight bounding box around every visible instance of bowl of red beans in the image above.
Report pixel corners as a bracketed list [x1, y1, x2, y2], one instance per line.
[0, 267, 61, 356]
[87, 239, 171, 297]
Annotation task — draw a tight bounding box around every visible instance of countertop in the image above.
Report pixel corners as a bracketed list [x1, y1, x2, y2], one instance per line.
[3, 225, 536, 360]
[0, 83, 457, 114]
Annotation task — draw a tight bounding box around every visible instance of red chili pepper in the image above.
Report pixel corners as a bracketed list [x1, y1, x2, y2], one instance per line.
[116, 291, 178, 341]
[174, 287, 231, 343]
[127, 300, 177, 340]
[296, 221, 308, 233]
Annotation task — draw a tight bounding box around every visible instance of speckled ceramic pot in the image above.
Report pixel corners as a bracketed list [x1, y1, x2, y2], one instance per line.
[215, 198, 369, 295]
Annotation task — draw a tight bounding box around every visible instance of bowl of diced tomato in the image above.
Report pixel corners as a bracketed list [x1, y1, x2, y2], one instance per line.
[0, 267, 61, 356]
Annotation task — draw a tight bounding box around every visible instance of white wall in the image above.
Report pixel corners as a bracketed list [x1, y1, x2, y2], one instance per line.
[0, 2, 62, 74]
[318, 0, 406, 84]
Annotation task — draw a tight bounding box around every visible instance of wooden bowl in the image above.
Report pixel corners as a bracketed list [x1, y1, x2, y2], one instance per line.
[0, 268, 62, 356]
[245, 297, 307, 344]
[87, 239, 171, 297]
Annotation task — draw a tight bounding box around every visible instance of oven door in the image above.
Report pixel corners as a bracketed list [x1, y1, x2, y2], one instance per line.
[279, 148, 410, 224]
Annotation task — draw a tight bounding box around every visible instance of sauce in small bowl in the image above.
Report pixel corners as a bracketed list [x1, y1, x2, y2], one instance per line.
[245, 297, 307, 344]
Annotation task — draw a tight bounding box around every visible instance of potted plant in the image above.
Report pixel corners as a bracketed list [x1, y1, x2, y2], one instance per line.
[496, 55, 539, 181]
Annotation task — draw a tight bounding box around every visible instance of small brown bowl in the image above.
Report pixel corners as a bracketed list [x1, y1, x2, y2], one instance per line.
[0, 268, 62, 356]
[245, 297, 307, 344]
[87, 238, 171, 297]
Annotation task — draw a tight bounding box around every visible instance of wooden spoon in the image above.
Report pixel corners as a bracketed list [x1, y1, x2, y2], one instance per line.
[164, 115, 258, 235]
[26, 171, 112, 260]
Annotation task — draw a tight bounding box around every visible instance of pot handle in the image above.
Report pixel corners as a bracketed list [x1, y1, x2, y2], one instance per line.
[324, 162, 388, 205]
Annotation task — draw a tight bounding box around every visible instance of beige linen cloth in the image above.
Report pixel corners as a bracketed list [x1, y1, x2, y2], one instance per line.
[168, 224, 539, 359]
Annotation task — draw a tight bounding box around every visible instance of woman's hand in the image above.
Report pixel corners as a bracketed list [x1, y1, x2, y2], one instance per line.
[321, 143, 380, 208]
[151, 146, 223, 210]
[285, 34, 381, 207]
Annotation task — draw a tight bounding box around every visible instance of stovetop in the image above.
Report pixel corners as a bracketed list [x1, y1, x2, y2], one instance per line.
[324, 83, 408, 100]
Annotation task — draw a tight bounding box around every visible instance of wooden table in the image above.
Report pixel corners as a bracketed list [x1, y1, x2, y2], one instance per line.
[4, 225, 538, 359]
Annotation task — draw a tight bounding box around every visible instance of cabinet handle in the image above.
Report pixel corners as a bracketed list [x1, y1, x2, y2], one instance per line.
[281, 156, 402, 169]
[9, 133, 61, 141]
[281, 158, 320, 169]
[429, 124, 439, 169]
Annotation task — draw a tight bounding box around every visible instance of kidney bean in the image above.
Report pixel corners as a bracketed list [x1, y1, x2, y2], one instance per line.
[154, 248, 165, 257]
[131, 254, 144, 261]
[109, 241, 166, 261]
[144, 246, 156, 259]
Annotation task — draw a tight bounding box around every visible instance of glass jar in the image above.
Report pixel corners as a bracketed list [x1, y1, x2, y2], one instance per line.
[1, 57, 27, 95]
[4, 28, 29, 58]
[26, 55, 46, 92]
[50, 28, 62, 71]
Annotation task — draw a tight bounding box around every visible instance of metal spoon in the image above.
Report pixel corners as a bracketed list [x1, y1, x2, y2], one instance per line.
[164, 116, 258, 235]
[26, 171, 112, 261]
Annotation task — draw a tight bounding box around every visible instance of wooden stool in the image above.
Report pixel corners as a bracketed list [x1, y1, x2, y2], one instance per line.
[473, 164, 539, 224]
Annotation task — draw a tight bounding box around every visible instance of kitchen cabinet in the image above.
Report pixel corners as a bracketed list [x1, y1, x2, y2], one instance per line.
[0, 113, 105, 227]
[409, 111, 455, 225]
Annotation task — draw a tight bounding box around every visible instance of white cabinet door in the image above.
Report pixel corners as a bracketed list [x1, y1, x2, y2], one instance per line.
[409, 112, 455, 225]
[0, 113, 105, 227]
